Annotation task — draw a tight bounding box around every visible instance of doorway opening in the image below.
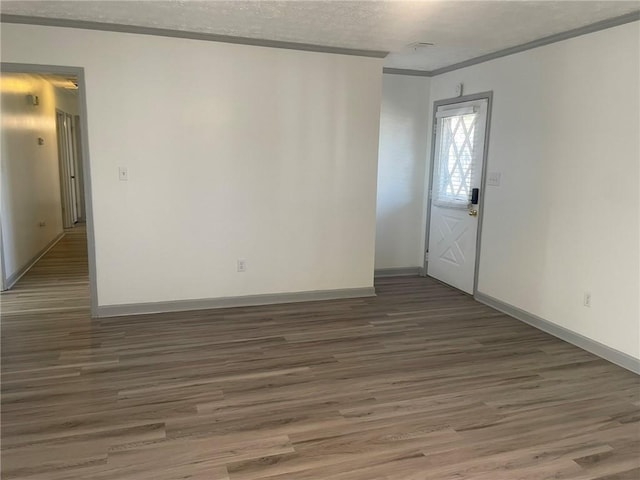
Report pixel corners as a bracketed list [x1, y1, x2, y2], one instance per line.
[0, 64, 97, 316]
[424, 92, 493, 295]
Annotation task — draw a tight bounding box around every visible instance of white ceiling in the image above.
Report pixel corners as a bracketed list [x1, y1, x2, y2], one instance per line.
[1, 1, 638, 71]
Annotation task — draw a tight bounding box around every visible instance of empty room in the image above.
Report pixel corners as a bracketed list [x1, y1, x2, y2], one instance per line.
[0, 1, 638, 479]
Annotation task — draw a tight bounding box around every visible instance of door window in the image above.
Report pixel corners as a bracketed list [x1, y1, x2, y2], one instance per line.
[434, 110, 478, 208]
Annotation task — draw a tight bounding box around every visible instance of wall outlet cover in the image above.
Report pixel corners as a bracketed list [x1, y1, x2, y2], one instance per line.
[487, 171, 501, 186]
[237, 259, 247, 272]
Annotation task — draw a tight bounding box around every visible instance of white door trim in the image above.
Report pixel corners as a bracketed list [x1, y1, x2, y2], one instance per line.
[423, 91, 493, 296]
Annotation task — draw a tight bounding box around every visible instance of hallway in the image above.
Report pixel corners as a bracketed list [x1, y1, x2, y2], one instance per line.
[1, 225, 89, 315]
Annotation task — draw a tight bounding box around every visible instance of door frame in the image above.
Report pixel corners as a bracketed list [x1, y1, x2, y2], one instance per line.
[1, 62, 99, 317]
[423, 91, 493, 296]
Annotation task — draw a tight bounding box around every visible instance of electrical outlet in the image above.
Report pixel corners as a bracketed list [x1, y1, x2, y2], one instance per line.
[583, 292, 591, 307]
[118, 167, 128, 181]
[38, 221, 46, 227]
[237, 259, 247, 273]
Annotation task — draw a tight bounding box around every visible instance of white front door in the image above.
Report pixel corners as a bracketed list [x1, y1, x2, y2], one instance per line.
[427, 98, 489, 294]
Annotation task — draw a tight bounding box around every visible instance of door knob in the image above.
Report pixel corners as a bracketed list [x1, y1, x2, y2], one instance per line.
[468, 209, 478, 217]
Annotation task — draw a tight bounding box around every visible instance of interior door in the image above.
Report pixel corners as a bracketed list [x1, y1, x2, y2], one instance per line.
[56, 112, 71, 228]
[65, 113, 79, 224]
[56, 111, 79, 228]
[427, 99, 488, 294]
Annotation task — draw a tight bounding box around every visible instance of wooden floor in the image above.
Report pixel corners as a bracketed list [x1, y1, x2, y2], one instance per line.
[1, 229, 639, 479]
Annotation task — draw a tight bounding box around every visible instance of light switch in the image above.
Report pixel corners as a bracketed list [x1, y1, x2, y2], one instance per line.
[119, 167, 128, 181]
[487, 171, 501, 186]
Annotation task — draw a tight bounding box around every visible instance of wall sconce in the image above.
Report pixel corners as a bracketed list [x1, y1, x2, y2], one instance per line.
[26, 94, 40, 106]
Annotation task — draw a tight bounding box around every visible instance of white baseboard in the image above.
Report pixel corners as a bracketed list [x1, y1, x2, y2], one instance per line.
[3, 232, 65, 291]
[375, 267, 424, 277]
[475, 291, 640, 375]
[97, 286, 376, 318]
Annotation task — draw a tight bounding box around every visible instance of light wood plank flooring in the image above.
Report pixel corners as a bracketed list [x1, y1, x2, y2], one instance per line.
[1, 228, 639, 479]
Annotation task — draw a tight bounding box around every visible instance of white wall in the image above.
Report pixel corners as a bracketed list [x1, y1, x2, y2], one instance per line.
[0, 73, 65, 285]
[376, 74, 430, 270]
[1, 24, 383, 307]
[429, 22, 640, 359]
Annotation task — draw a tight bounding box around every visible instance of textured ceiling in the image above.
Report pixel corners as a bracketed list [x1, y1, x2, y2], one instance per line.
[1, 1, 638, 71]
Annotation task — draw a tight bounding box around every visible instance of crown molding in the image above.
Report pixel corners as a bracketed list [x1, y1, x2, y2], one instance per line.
[0, 14, 388, 58]
[428, 11, 640, 76]
[2, 10, 637, 74]
[384, 11, 639, 78]
[382, 68, 433, 77]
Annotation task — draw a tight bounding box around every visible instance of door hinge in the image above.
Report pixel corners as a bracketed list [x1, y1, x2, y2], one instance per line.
[433, 122, 437, 136]
[425, 251, 429, 262]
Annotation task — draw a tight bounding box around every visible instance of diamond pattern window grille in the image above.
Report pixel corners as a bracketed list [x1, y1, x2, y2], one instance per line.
[434, 113, 478, 207]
